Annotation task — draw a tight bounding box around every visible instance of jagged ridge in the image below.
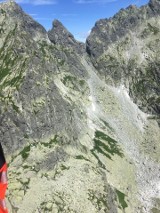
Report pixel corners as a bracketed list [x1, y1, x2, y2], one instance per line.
[86, 0, 160, 122]
[0, 1, 160, 213]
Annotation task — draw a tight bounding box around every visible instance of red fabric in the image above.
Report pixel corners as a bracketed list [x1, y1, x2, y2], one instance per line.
[0, 206, 8, 213]
[0, 163, 7, 200]
[0, 163, 8, 212]
[0, 164, 7, 173]
[0, 184, 7, 200]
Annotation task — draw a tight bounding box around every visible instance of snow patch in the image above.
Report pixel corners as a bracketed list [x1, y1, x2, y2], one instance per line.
[89, 95, 96, 112]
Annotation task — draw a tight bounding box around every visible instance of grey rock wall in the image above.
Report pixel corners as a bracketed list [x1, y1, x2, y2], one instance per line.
[0, 1, 159, 213]
[86, 0, 160, 123]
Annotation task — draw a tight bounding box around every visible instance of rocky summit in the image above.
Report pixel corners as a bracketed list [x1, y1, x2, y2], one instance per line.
[0, 0, 160, 213]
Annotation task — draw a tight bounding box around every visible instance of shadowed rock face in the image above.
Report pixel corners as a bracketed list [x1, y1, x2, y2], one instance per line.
[0, 1, 160, 213]
[0, 1, 87, 154]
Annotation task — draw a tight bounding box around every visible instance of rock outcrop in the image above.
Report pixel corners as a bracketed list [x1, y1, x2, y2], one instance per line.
[0, 1, 159, 213]
[48, 19, 85, 54]
[86, 0, 160, 122]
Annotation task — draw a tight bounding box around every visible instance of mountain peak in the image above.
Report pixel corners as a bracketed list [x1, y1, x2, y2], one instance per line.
[48, 19, 84, 53]
[0, 0, 28, 19]
[52, 19, 66, 29]
[49, 19, 74, 44]
[126, 4, 137, 10]
[0, 0, 47, 41]
[0, 0, 22, 11]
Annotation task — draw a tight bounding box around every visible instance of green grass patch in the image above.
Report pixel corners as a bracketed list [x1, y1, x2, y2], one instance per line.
[18, 135, 58, 162]
[0, 25, 26, 93]
[22, 165, 30, 169]
[19, 142, 38, 160]
[62, 75, 86, 91]
[0, 67, 10, 81]
[88, 190, 108, 211]
[93, 140, 112, 159]
[75, 155, 90, 162]
[38, 41, 48, 56]
[60, 164, 70, 171]
[1, 8, 6, 15]
[41, 135, 58, 148]
[148, 23, 159, 35]
[20, 145, 31, 160]
[91, 150, 106, 169]
[79, 79, 85, 86]
[24, 134, 29, 139]
[11, 101, 20, 113]
[3, 58, 27, 90]
[62, 75, 77, 86]
[116, 189, 128, 210]
[92, 130, 123, 161]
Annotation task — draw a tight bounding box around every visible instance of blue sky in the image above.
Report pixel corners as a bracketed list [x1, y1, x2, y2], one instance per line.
[1, 0, 149, 41]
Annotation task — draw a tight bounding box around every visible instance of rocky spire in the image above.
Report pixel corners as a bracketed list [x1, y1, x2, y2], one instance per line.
[0, 0, 23, 14]
[0, 0, 47, 40]
[48, 19, 74, 44]
[48, 19, 84, 54]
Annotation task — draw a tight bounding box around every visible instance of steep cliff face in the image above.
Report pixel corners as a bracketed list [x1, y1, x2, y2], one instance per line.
[86, 0, 160, 123]
[48, 19, 85, 54]
[0, 2, 117, 213]
[0, 1, 160, 213]
[0, 1, 87, 154]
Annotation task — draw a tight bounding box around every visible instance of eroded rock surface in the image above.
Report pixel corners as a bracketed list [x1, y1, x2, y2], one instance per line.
[0, 1, 159, 213]
[86, 0, 160, 122]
